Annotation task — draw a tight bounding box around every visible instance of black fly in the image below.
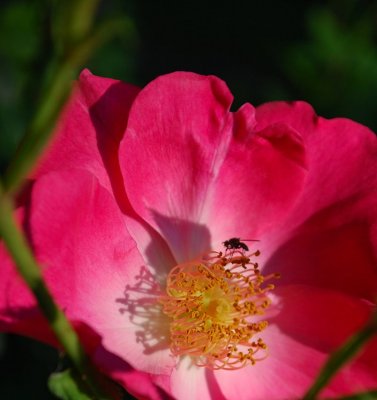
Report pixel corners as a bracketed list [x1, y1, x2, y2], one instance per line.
[223, 237, 258, 252]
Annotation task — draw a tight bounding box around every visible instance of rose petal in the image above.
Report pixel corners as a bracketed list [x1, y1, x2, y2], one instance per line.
[93, 347, 172, 400]
[207, 112, 307, 247]
[256, 102, 377, 299]
[214, 284, 376, 399]
[1, 169, 174, 375]
[264, 195, 377, 300]
[256, 101, 377, 229]
[215, 327, 324, 400]
[34, 69, 176, 283]
[120, 72, 307, 263]
[270, 285, 373, 350]
[120, 72, 233, 262]
[170, 357, 226, 400]
[34, 69, 140, 193]
[255, 101, 377, 225]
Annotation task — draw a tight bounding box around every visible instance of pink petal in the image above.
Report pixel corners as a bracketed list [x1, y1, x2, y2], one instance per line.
[34, 69, 140, 194]
[215, 326, 325, 400]
[271, 285, 373, 351]
[35, 69, 176, 279]
[206, 111, 307, 248]
[214, 284, 377, 399]
[1, 169, 174, 375]
[257, 101, 377, 228]
[120, 72, 307, 263]
[264, 194, 377, 300]
[93, 347, 172, 400]
[256, 102, 377, 300]
[120, 72, 233, 262]
[256, 101, 317, 137]
[170, 357, 226, 400]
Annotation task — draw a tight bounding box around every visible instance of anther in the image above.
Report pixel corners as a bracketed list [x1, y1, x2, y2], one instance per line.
[159, 241, 278, 370]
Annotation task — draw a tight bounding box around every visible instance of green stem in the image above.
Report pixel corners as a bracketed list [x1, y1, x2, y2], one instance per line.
[3, 22, 114, 194]
[3, 0, 127, 194]
[0, 184, 110, 399]
[334, 390, 377, 400]
[303, 315, 377, 400]
[0, 3, 130, 397]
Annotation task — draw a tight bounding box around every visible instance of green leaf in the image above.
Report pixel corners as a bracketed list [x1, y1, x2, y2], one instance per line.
[48, 369, 93, 400]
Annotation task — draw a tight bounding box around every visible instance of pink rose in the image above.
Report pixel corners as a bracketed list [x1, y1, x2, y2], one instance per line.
[1, 70, 377, 399]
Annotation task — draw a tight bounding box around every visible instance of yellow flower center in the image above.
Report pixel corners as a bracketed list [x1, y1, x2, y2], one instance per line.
[160, 245, 279, 370]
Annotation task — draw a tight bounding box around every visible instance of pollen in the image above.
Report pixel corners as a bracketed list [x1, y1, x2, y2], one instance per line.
[159, 244, 279, 370]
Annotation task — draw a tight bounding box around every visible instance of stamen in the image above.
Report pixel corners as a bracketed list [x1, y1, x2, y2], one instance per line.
[160, 244, 278, 370]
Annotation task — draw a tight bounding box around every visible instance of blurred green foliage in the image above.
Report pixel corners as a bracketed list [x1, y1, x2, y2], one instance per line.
[1, 0, 377, 173]
[1, 0, 377, 398]
[0, 0, 137, 174]
[284, 3, 377, 129]
[0, 2, 42, 173]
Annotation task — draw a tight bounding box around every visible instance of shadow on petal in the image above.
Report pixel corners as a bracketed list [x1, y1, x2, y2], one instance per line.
[264, 195, 377, 301]
[150, 210, 212, 264]
[90, 83, 178, 279]
[116, 265, 171, 356]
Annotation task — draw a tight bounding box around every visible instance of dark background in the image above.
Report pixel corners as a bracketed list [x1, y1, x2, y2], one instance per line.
[1, 0, 377, 398]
